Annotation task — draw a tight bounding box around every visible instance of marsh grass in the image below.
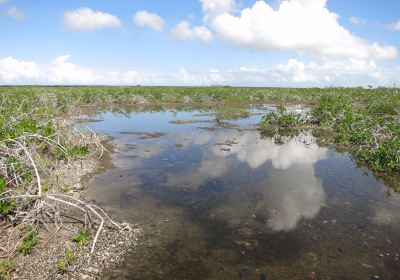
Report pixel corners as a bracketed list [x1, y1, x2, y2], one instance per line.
[259, 90, 399, 172]
[1, 86, 398, 174]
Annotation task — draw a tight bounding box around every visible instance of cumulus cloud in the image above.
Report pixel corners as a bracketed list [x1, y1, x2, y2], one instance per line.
[390, 20, 400, 31]
[171, 21, 213, 43]
[133, 11, 165, 32]
[63, 7, 122, 31]
[169, 57, 398, 86]
[0, 57, 44, 83]
[205, 0, 396, 60]
[6, 7, 24, 21]
[48, 55, 100, 84]
[200, 0, 236, 21]
[0, 55, 398, 86]
[0, 55, 115, 85]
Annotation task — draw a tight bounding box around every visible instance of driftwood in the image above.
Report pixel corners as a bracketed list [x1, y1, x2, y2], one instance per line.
[0, 123, 125, 258]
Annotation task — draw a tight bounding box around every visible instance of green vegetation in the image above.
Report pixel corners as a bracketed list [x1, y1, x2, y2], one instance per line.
[260, 105, 305, 127]
[0, 199, 16, 217]
[60, 185, 70, 193]
[17, 226, 38, 256]
[0, 260, 14, 280]
[57, 251, 75, 273]
[260, 91, 400, 172]
[73, 230, 91, 247]
[0, 86, 398, 173]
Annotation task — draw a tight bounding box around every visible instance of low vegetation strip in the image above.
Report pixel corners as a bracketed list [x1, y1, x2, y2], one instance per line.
[1, 86, 399, 173]
[0, 85, 399, 106]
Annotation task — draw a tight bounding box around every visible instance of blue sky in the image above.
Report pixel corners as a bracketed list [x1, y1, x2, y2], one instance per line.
[0, 0, 399, 86]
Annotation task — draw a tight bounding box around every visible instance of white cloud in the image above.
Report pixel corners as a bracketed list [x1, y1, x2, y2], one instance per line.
[169, 57, 399, 87]
[48, 55, 100, 84]
[200, 0, 236, 21]
[206, 0, 396, 60]
[6, 7, 24, 21]
[133, 11, 165, 32]
[0, 57, 44, 83]
[63, 7, 122, 31]
[0, 0, 8, 4]
[349, 16, 366, 25]
[171, 21, 213, 43]
[390, 19, 400, 31]
[0, 55, 399, 86]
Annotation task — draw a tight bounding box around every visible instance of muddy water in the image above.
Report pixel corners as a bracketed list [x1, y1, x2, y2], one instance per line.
[83, 106, 400, 280]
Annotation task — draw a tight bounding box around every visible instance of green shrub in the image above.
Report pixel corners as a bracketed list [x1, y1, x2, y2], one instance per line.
[260, 106, 304, 128]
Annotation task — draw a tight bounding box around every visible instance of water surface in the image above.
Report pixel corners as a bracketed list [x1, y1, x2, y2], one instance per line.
[83, 106, 400, 280]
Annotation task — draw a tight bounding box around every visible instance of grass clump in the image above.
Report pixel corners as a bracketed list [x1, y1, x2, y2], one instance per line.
[67, 145, 90, 158]
[57, 251, 75, 273]
[260, 105, 305, 128]
[17, 226, 38, 256]
[73, 230, 91, 247]
[0, 260, 15, 280]
[0, 200, 16, 217]
[60, 185, 70, 193]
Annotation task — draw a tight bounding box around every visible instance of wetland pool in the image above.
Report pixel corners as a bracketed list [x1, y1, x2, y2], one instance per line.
[82, 105, 400, 280]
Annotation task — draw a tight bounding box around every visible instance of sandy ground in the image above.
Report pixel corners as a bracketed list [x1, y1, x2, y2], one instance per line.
[2, 143, 140, 280]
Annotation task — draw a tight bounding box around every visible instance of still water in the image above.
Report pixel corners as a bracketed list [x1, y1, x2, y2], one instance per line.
[83, 106, 400, 280]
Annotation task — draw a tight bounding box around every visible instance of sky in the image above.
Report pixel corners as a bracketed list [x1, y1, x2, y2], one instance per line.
[1, 0, 400, 86]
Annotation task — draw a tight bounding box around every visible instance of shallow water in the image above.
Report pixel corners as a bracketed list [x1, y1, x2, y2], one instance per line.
[83, 106, 400, 280]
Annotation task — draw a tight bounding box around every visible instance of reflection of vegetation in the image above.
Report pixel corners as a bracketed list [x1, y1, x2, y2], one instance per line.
[214, 96, 251, 120]
[376, 173, 400, 196]
[215, 106, 250, 120]
[261, 128, 301, 145]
